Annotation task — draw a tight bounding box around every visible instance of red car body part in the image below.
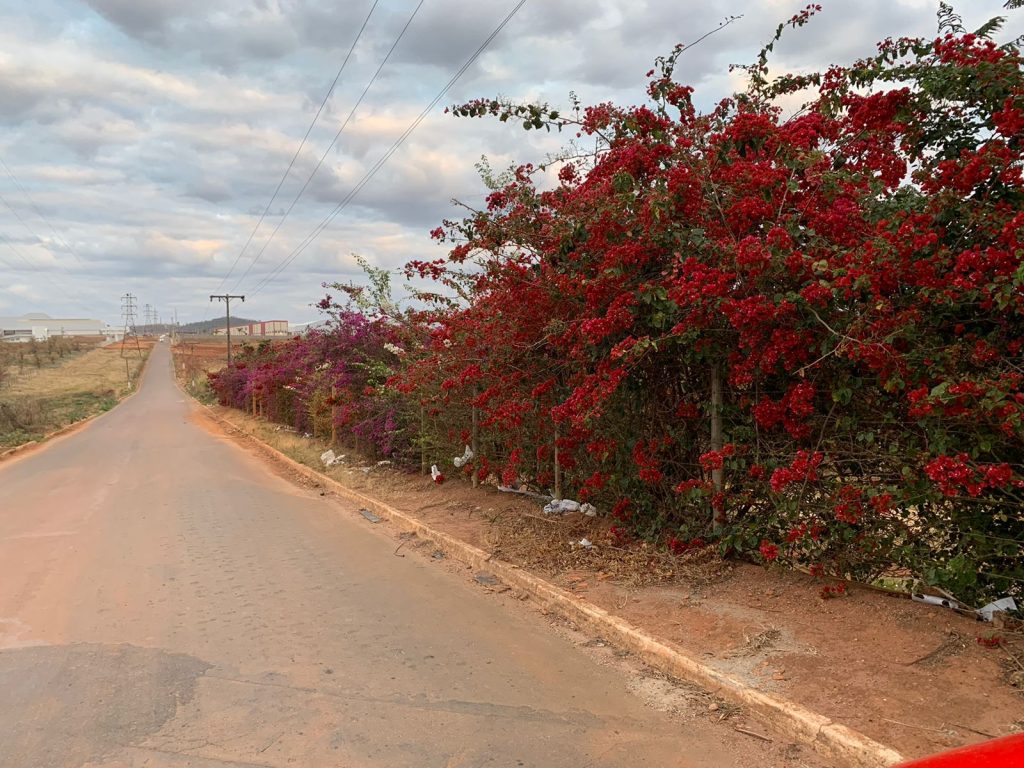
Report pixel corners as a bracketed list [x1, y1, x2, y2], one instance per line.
[894, 734, 1024, 767]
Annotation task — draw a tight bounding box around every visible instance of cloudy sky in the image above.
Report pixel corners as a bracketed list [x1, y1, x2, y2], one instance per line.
[0, 0, 1020, 326]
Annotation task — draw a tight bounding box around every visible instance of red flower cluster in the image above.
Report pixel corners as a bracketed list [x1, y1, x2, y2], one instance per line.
[924, 455, 1014, 497]
[759, 540, 780, 562]
[698, 444, 736, 472]
[769, 451, 824, 493]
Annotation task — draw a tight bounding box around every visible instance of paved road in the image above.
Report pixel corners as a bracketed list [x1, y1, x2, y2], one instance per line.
[0, 343, 770, 767]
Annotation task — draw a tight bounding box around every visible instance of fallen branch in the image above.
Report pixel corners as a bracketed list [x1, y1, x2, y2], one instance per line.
[948, 722, 996, 738]
[734, 726, 772, 742]
[881, 717, 946, 734]
[1005, 649, 1024, 672]
[413, 501, 450, 514]
[519, 512, 569, 525]
[497, 485, 553, 502]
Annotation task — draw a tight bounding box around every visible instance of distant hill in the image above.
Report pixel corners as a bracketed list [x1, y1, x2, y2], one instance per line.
[176, 316, 260, 334]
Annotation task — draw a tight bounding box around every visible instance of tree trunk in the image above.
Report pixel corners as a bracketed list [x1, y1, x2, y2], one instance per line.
[420, 404, 427, 476]
[331, 386, 337, 446]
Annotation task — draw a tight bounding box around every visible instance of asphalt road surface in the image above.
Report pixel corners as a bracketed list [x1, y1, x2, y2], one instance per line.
[0, 343, 784, 767]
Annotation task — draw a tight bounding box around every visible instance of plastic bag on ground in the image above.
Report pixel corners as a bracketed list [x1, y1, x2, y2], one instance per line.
[543, 499, 581, 515]
[453, 445, 474, 468]
[978, 597, 1017, 622]
[320, 450, 343, 467]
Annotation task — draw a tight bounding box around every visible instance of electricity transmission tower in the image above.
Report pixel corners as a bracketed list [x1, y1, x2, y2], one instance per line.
[120, 293, 142, 383]
[210, 294, 244, 365]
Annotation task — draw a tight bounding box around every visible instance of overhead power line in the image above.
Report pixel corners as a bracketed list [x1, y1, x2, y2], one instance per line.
[0, 157, 114, 315]
[231, 0, 427, 292]
[0, 231, 92, 312]
[0, 250, 21, 274]
[0, 191, 95, 307]
[0, 192, 49, 252]
[0, 155, 109, 312]
[0, 154, 85, 264]
[246, 0, 528, 297]
[215, 0, 382, 292]
[0, 232, 37, 273]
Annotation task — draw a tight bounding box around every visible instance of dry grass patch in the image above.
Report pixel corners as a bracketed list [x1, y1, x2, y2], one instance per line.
[0, 343, 150, 448]
[483, 512, 730, 589]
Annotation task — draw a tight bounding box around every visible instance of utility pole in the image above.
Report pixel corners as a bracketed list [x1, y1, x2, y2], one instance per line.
[210, 294, 244, 365]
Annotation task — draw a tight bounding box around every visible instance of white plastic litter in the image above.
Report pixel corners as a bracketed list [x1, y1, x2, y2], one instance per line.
[453, 445, 475, 468]
[543, 499, 581, 515]
[320, 450, 343, 468]
[578, 538, 593, 549]
[978, 596, 1017, 622]
[431, 464, 443, 482]
[580, 503, 598, 517]
[912, 594, 961, 610]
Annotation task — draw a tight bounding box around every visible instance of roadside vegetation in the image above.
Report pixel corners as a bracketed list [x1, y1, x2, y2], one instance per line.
[207, 5, 1024, 606]
[0, 340, 149, 449]
[172, 337, 265, 405]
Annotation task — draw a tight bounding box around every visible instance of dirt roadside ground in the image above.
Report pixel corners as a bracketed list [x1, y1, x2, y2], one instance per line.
[7, 342, 839, 768]
[192, 399, 1023, 763]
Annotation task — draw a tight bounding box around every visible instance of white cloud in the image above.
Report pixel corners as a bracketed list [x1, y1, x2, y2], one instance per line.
[0, 0, 1020, 324]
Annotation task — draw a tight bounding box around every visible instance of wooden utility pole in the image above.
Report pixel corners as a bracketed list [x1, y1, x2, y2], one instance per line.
[710, 362, 725, 532]
[471, 383, 479, 488]
[330, 386, 338, 445]
[209, 294, 244, 365]
[420, 405, 428, 476]
[553, 422, 562, 500]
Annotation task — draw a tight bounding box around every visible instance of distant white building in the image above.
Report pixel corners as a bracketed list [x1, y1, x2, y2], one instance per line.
[212, 320, 290, 337]
[0, 313, 121, 343]
[290, 320, 328, 335]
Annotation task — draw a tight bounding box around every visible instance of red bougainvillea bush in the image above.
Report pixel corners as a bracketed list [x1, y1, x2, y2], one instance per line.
[209, 277, 424, 461]
[215, 5, 1023, 602]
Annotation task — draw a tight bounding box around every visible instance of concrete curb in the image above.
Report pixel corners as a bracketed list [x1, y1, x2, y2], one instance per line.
[0, 347, 152, 466]
[0, 440, 38, 461]
[204, 407, 905, 768]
